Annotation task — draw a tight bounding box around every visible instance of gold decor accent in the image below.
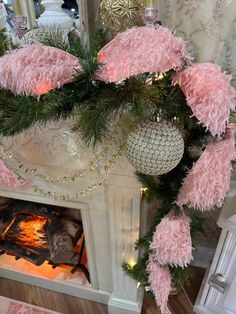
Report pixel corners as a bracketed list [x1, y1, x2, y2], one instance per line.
[30, 144, 124, 201]
[0, 143, 124, 201]
[0, 124, 121, 183]
[100, 0, 144, 35]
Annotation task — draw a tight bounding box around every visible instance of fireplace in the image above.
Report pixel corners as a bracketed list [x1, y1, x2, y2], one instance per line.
[0, 119, 143, 314]
[0, 200, 90, 282]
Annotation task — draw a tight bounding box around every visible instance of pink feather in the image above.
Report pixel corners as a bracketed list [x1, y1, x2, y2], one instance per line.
[0, 160, 31, 190]
[173, 63, 236, 136]
[0, 45, 80, 96]
[177, 124, 236, 211]
[147, 255, 172, 314]
[96, 26, 190, 83]
[150, 211, 192, 267]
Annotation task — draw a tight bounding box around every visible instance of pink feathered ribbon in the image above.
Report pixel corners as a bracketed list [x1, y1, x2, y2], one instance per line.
[96, 25, 190, 83]
[0, 159, 31, 191]
[147, 255, 172, 314]
[150, 210, 192, 267]
[0, 45, 80, 96]
[173, 63, 236, 136]
[177, 124, 236, 211]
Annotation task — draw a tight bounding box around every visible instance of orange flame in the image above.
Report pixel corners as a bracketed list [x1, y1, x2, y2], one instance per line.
[16, 216, 48, 249]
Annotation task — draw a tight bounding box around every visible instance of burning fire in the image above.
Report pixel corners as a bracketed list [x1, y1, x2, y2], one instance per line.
[6, 215, 49, 250]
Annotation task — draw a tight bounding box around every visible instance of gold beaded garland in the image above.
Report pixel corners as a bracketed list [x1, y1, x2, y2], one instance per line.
[0, 123, 124, 200]
[0, 144, 124, 201]
[0, 124, 121, 183]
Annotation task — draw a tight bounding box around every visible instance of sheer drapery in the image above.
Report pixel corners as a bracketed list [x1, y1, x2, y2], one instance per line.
[155, 0, 236, 84]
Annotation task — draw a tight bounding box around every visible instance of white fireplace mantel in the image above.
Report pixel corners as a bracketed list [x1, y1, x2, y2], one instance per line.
[0, 119, 143, 314]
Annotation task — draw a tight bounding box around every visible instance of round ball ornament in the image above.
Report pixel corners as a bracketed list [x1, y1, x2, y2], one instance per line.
[126, 120, 184, 175]
[100, 0, 144, 36]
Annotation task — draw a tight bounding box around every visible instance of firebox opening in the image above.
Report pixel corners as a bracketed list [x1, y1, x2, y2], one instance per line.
[0, 198, 90, 283]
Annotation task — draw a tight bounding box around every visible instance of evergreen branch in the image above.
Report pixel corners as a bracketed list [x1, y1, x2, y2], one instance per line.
[40, 84, 77, 120]
[89, 27, 111, 56]
[67, 31, 86, 59]
[0, 94, 43, 136]
[122, 254, 149, 286]
[0, 32, 9, 56]
[169, 266, 194, 286]
[73, 105, 110, 147]
[189, 211, 207, 238]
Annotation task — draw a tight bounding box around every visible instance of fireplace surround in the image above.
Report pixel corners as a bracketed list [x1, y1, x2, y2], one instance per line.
[0, 119, 143, 314]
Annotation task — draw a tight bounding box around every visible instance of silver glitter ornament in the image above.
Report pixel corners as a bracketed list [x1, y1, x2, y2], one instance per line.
[126, 119, 184, 175]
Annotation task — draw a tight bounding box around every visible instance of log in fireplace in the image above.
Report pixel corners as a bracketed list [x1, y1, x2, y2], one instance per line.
[0, 200, 90, 282]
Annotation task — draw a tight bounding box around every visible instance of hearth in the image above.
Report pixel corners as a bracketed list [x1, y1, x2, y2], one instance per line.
[0, 199, 89, 282]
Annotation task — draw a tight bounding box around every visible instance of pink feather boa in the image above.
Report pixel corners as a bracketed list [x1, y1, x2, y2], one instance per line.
[173, 63, 236, 136]
[96, 25, 190, 83]
[0, 45, 80, 96]
[147, 255, 172, 314]
[177, 124, 236, 211]
[150, 211, 192, 267]
[0, 159, 31, 191]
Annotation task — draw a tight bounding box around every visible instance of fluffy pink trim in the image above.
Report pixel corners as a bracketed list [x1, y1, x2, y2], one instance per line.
[0, 45, 80, 96]
[173, 63, 236, 136]
[150, 211, 192, 267]
[177, 124, 236, 211]
[147, 255, 172, 314]
[0, 160, 31, 191]
[96, 26, 190, 83]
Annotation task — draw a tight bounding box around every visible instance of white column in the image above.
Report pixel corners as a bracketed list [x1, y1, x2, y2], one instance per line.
[107, 174, 143, 314]
[37, 0, 74, 30]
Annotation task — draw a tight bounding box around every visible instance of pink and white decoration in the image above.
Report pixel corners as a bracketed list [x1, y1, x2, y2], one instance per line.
[177, 124, 236, 211]
[173, 63, 236, 136]
[150, 211, 192, 267]
[147, 256, 172, 314]
[0, 159, 31, 191]
[0, 45, 80, 96]
[0, 295, 59, 314]
[96, 25, 190, 83]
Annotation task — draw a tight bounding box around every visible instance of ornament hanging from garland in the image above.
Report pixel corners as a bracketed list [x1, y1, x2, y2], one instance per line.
[147, 255, 171, 314]
[125, 119, 184, 176]
[173, 63, 236, 136]
[0, 44, 80, 96]
[99, 0, 144, 36]
[97, 25, 190, 83]
[150, 211, 193, 268]
[177, 124, 236, 211]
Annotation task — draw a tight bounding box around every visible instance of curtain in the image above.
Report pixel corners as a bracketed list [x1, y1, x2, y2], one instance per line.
[155, 0, 236, 84]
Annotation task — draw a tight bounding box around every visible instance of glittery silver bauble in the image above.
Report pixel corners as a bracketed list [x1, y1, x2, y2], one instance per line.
[126, 120, 184, 175]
